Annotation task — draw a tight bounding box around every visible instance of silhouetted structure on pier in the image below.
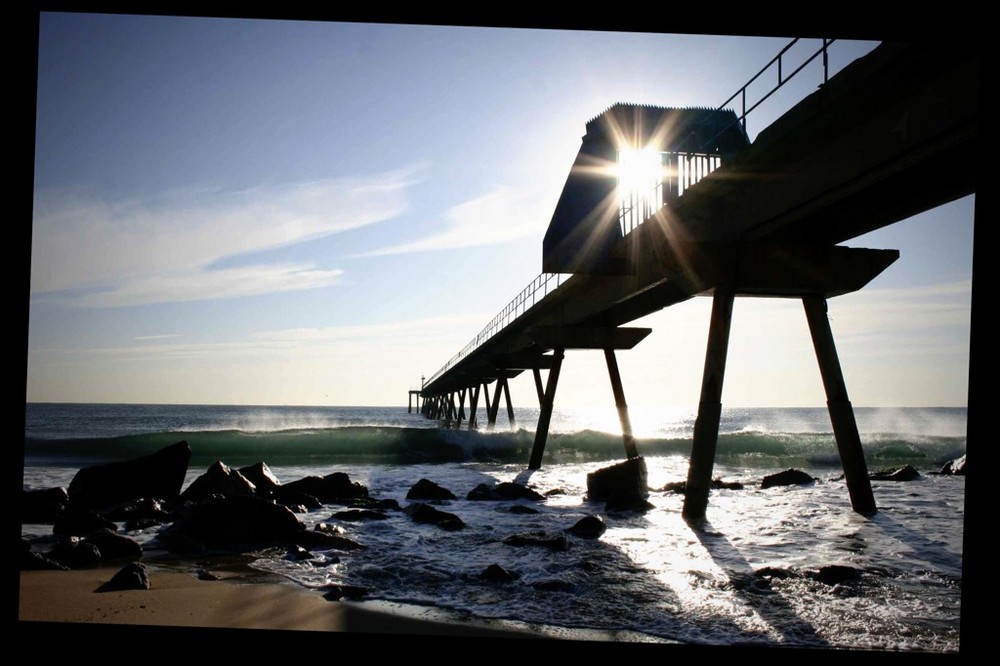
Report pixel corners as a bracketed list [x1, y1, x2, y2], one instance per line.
[414, 40, 978, 519]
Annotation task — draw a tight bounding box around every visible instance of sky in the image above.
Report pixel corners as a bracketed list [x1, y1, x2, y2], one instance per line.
[27, 13, 975, 408]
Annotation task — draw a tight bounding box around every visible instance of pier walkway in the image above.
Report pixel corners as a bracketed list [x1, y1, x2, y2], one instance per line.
[413, 40, 978, 518]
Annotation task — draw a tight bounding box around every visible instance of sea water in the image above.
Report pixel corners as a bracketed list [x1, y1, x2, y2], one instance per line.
[22, 403, 966, 650]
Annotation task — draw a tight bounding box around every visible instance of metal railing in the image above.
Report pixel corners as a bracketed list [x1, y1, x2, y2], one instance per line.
[618, 150, 723, 235]
[424, 271, 570, 388]
[714, 37, 835, 143]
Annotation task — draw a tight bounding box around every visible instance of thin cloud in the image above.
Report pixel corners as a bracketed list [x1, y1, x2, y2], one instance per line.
[358, 184, 550, 256]
[31, 166, 423, 306]
[133, 334, 182, 341]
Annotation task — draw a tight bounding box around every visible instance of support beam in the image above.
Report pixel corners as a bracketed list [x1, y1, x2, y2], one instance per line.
[803, 294, 877, 514]
[532, 367, 545, 406]
[502, 376, 516, 429]
[528, 348, 565, 470]
[487, 377, 503, 430]
[683, 288, 735, 520]
[468, 384, 481, 431]
[456, 388, 467, 428]
[605, 349, 639, 459]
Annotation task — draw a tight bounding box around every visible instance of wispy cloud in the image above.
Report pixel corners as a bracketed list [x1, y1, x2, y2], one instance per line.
[31, 166, 422, 306]
[133, 334, 182, 341]
[358, 184, 549, 256]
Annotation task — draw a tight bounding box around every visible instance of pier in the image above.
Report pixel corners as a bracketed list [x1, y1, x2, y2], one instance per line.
[412, 40, 978, 518]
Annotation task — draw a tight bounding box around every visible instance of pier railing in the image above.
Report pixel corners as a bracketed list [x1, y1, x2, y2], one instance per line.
[618, 150, 723, 236]
[424, 271, 571, 388]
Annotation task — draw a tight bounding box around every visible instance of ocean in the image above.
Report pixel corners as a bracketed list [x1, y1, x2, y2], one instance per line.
[21, 402, 966, 650]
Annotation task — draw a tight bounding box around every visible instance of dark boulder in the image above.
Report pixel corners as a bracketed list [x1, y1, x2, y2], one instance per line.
[661, 478, 743, 494]
[281, 472, 368, 504]
[939, 454, 966, 476]
[101, 498, 170, 526]
[53, 507, 118, 537]
[761, 469, 817, 489]
[406, 479, 457, 500]
[165, 495, 303, 549]
[404, 503, 465, 530]
[869, 464, 921, 481]
[329, 509, 388, 522]
[22, 487, 69, 523]
[273, 490, 323, 511]
[99, 563, 150, 591]
[286, 546, 315, 561]
[811, 565, 862, 586]
[322, 584, 368, 600]
[468, 482, 545, 501]
[21, 539, 69, 570]
[49, 538, 102, 568]
[566, 515, 606, 539]
[605, 493, 655, 513]
[481, 564, 518, 582]
[68, 440, 190, 510]
[587, 457, 648, 501]
[503, 531, 570, 551]
[507, 505, 539, 515]
[237, 462, 283, 496]
[297, 529, 366, 552]
[82, 529, 143, 561]
[179, 461, 256, 504]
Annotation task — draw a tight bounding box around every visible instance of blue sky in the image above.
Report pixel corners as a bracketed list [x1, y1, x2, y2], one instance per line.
[28, 14, 973, 407]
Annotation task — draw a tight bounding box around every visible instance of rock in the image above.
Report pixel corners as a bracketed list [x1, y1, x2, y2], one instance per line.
[544, 488, 566, 496]
[605, 493, 655, 513]
[467, 482, 544, 501]
[164, 496, 303, 549]
[237, 462, 283, 495]
[368, 498, 402, 511]
[566, 515, 606, 539]
[99, 563, 150, 591]
[761, 469, 817, 489]
[48, 538, 102, 568]
[481, 564, 518, 582]
[939, 454, 966, 475]
[507, 505, 539, 515]
[869, 464, 921, 481]
[661, 478, 743, 494]
[273, 490, 323, 511]
[82, 529, 143, 561]
[286, 546, 315, 561]
[296, 530, 366, 551]
[404, 503, 465, 530]
[329, 509, 388, 522]
[406, 479, 457, 500]
[322, 584, 368, 600]
[586, 457, 648, 501]
[101, 498, 170, 526]
[68, 441, 191, 511]
[281, 473, 368, 504]
[313, 522, 345, 536]
[21, 539, 69, 570]
[811, 565, 862, 586]
[22, 487, 69, 523]
[53, 507, 118, 537]
[503, 531, 570, 551]
[179, 461, 256, 503]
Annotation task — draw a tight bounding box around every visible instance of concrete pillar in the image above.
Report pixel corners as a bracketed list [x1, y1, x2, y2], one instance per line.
[683, 289, 735, 521]
[528, 348, 565, 470]
[605, 349, 639, 459]
[803, 295, 877, 514]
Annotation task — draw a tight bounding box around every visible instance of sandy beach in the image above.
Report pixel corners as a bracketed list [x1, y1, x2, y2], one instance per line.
[18, 566, 544, 638]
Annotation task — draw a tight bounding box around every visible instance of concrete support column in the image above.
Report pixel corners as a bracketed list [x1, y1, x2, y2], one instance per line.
[605, 349, 639, 459]
[803, 295, 877, 514]
[487, 377, 503, 430]
[502, 376, 516, 429]
[683, 288, 735, 521]
[468, 384, 481, 431]
[528, 348, 565, 470]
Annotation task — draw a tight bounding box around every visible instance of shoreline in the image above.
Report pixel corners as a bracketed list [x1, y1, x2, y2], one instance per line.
[18, 564, 674, 644]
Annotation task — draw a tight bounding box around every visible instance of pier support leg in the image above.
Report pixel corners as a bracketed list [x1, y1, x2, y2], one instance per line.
[408, 393, 412, 414]
[683, 289, 735, 521]
[803, 295, 877, 515]
[528, 348, 565, 470]
[532, 368, 544, 406]
[447, 393, 457, 422]
[456, 388, 467, 428]
[487, 377, 503, 431]
[468, 384, 481, 431]
[502, 376, 516, 429]
[605, 349, 639, 459]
